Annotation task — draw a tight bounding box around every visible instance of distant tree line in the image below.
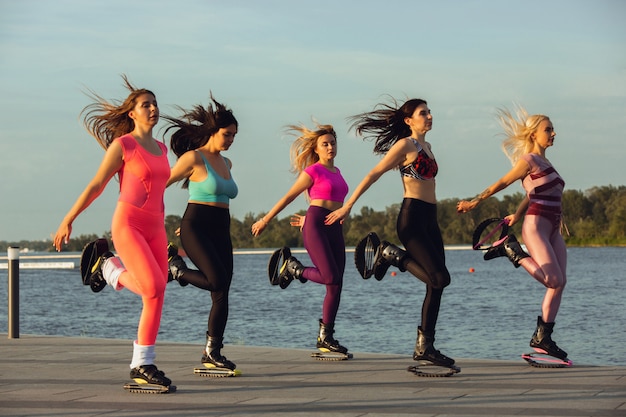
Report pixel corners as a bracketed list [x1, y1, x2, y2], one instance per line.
[3, 185, 625, 253]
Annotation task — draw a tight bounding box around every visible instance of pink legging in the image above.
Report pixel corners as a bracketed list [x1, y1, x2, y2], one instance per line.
[519, 214, 567, 323]
[111, 202, 168, 346]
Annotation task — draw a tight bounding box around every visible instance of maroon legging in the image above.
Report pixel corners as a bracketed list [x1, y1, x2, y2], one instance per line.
[301, 205, 346, 325]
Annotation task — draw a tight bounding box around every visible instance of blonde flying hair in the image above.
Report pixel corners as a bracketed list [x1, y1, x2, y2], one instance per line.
[285, 122, 337, 175]
[80, 74, 157, 150]
[497, 105, 550, 165]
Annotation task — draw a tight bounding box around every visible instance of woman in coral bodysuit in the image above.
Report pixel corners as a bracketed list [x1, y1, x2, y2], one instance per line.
[53, 75, 172, 388]
[251, 123, 350, 356]
[457, 106, 569, 360]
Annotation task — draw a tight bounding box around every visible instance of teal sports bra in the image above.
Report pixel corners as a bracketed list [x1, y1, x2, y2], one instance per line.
[188, 151, 238, 204]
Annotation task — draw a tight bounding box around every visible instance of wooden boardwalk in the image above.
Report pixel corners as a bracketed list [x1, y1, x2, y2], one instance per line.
[1, 335, 625, 416]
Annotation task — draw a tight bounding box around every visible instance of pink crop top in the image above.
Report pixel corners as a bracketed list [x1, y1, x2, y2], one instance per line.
[303, 162, 349, 203]
[116, 134, 170, 213]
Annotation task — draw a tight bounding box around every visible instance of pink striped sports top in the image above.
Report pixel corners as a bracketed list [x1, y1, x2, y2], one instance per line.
[521, 153, 565, 217]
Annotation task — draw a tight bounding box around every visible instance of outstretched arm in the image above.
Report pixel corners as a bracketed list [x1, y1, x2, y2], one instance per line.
[53, 141, 123, 251]
[251, 172, 312, 236]
[325, 141, 407, 225]
[456, 158, 530, 214]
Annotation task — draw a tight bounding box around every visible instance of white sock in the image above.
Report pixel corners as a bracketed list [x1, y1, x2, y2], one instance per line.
[130, 341, 156, 369]
[102, 256, 124, 290]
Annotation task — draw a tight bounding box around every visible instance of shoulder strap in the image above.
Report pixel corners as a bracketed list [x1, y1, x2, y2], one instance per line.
[195, 150, 210, 169]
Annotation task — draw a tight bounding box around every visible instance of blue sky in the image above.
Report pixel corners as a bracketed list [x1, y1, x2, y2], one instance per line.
[1, 0, 624, 242]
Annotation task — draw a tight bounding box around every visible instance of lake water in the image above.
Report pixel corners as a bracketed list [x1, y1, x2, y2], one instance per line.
[1, 247, 624, 366]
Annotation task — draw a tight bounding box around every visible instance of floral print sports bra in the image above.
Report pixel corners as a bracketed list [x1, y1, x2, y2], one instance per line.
[399, 139, 438, 181]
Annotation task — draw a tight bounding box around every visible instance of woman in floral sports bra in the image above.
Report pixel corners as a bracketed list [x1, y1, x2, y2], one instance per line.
[457, 106, 569, 361]
[326, 97, 456, 368]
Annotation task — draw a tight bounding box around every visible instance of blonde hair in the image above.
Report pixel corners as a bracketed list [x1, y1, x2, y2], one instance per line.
[497, 105, 550, 165]
[285, 123, 337, 175]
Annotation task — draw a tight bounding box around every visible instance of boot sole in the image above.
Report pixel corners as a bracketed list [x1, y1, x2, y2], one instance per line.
[522, 352, 572, 368]
[123, 382, 175, 393]
[354, 232, 381, 279]
[194, 366, 241, 377]
[311, 351, 353, 361]
[408, 363, 461, 377]
[268, 247, 290, 286]
[79, 239, 109, 293]
[472, 217, 509, 250]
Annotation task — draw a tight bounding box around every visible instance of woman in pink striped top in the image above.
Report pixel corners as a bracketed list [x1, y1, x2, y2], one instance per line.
[457, 106, 569, 361]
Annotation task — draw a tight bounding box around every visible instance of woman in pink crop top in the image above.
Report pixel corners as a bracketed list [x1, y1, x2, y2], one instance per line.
[457, 106, 569, 361]
[53, 75, 172, 389]
[251, 123, 350, 356]
[326, 97, 456, 369]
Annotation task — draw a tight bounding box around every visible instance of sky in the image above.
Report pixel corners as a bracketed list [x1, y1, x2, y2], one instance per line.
[0, 0, 624, 243]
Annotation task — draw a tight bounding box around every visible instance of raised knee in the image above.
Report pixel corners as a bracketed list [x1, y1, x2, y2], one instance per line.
[431, 272, 450, 289]
[330, 272, 343, 285]
[145, 279, 167, 298]
[544, 275, 566, 289]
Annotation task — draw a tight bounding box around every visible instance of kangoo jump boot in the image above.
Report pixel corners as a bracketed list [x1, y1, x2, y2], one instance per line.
[129, 342, 172, 387]
[413, 326, 455, 367]
[530, 316, 568, 360]
[202, 334, 236, 370]
[81, 238, 121, 292]
[373, 241, 408, 280]
[278, 256, 306, 289]
[317, 319, 349, 354]
[130, 364, 172, 387]
[167, 243, 189, 286]
[483, 234, 530, 268]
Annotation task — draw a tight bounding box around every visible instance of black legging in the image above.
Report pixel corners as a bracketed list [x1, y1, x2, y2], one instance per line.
[180, 203, 233, 338]
[396, 198, 451, 333]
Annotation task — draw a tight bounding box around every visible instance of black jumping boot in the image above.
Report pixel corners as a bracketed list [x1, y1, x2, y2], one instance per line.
[317, 319, 348, 354]
[413, 326, 455, 367]
[80, 239, 115, 293]
[483, 234, 530, 268]
[530, 316, 568, 360]
[278, 256, 306, 289]
[373, 241, 408, 280]
[202, 334, 236, 370]
[167, 243, 189, 286]
[130, 364, 172, 386]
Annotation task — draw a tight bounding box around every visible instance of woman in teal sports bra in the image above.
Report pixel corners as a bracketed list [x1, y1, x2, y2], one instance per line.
[164, 95, 239, 371]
